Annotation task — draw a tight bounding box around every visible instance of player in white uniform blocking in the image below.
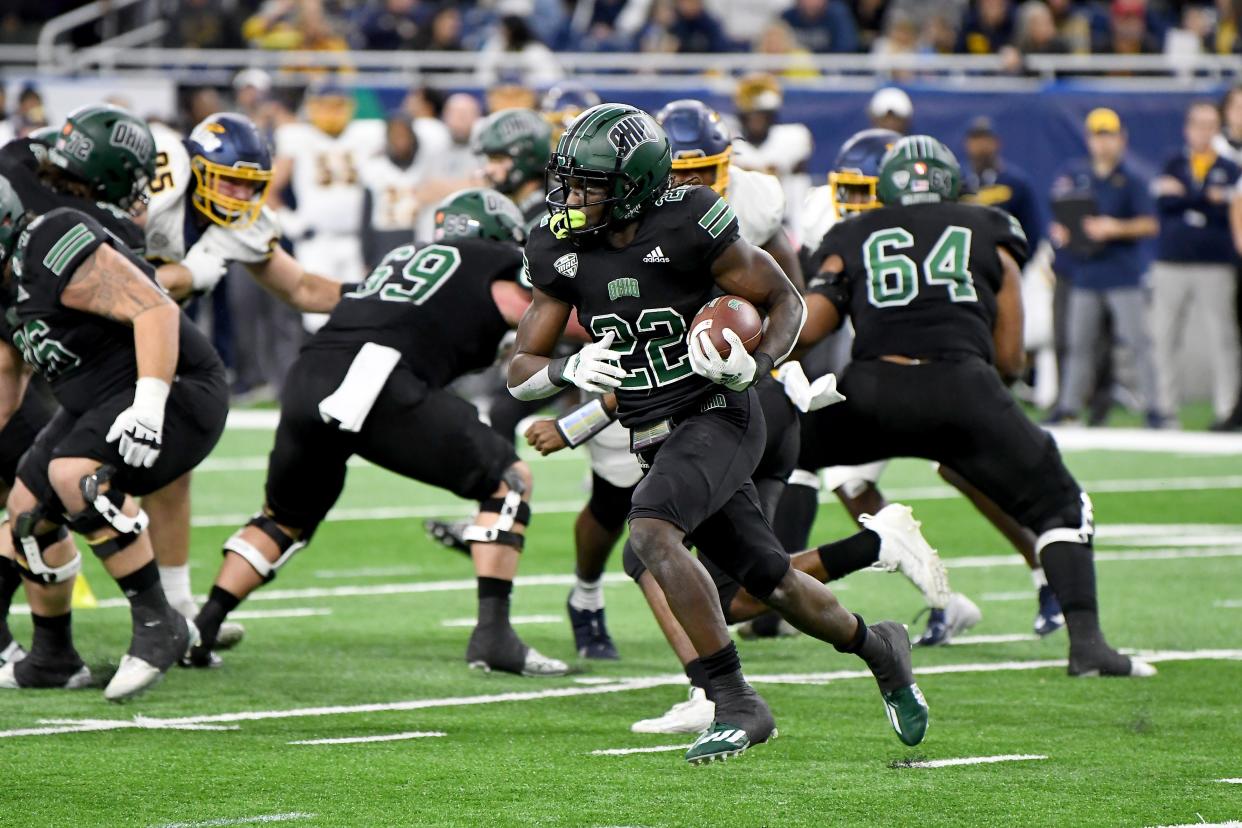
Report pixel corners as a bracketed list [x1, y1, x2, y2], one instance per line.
[141, 112, 353, 652]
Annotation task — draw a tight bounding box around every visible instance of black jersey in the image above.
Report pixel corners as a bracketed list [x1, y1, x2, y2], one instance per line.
[0, 139, 146, 254]
[809, 202, 1029, 364]
[308, 237, 524, 389]
[525, 185, 741, 427]
[8, 208, 222, 415]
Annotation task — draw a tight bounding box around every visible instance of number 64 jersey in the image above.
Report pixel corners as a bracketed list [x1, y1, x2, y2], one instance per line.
[525, 185, 741, 428]
[808, 202, 1029, 364]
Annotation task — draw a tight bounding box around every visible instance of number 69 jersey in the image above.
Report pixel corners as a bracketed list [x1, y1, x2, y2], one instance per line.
[525, 185, 740, 428]
[306, 237, 524, 390]
[809, 202, 1029, 364]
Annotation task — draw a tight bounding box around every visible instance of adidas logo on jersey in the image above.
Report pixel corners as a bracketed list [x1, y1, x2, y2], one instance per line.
[643, 246, 670, 263]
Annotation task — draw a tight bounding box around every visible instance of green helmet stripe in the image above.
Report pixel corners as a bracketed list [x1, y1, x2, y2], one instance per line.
[566, 104, 623, 158]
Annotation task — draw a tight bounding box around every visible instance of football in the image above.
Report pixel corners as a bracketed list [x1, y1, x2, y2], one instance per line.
[691, 295, 763, 357]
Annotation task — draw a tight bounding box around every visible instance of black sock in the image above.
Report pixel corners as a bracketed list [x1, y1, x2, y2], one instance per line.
[116, 560, 170, 617]
[684, 658, 714, 700]
[818, 529, 881, 581]
[194, 585, 241, 650]
[477, 576, 513, 627]
[701, 640, 750, 698]
[29, 611, 74, 658]
[1040, 541, 1101, 640]
[773, 479, 818, 553]
[836, 612, 904, 692]
[0, 557, 22, 647]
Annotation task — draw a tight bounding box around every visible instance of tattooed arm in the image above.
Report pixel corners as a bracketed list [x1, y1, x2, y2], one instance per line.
[60, 242, 180, 386]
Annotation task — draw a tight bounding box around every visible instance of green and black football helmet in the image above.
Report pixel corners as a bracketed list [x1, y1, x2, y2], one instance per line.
[48, 104, 156, 212]
[471, 108, 551, 196]
[876, 134, 962, 207]
[433, 187, 527, 245]
[0, 175, 26, 268]
[544, 103, 671, 242]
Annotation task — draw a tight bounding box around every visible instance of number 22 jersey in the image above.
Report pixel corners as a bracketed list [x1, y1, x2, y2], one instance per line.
[525, 185, 741, 428]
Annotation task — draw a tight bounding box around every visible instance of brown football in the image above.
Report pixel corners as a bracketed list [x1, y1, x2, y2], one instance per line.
[691, 295, 763, 357]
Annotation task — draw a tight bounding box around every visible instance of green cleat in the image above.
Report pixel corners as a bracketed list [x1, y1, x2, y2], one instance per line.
[882, 684, 929, 746]
[685, 722, 778, 765]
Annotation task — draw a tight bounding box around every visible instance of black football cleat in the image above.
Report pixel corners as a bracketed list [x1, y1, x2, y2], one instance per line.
[567, 593, 619, 659]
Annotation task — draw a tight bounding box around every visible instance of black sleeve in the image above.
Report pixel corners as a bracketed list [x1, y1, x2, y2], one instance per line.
[986, 206, 1030, 270]
[805, 221, 854, 316]
[523, 225, 576, 304]
[681, 185, 740, 265]
[15, 209, 109, 301]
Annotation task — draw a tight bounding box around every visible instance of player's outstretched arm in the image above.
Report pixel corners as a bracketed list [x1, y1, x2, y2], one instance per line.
[61, 244, 180, 386]
[794, 253, 845, 355]
[993, 246, 1026, 382]
[711, 237, 806, 371]
[507, 287, 574, 400]
[248, 247, 345, 313]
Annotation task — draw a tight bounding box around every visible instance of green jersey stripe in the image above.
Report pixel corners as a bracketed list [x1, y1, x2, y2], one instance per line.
[42, 224, 91, 270]
[705, 204, 737, 239]
[49, 231, 98, 276]
[44, 224, 96, 275]
[697, 199, 727, 232]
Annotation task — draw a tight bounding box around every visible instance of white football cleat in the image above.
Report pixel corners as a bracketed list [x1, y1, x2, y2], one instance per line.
[520, 647, 571, 677]
[944, 592, 982, 637]
[105, 615, 200, 702]
[0, 659, 91, 689]
[862, 504, 952, 609]
[631, 686, 715, 734]
[1128, 659, 1158, 677]
[0, 639, 27, 666]
[214, 621, 246, 651]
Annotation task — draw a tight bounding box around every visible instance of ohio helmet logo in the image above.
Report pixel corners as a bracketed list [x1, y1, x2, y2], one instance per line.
[608, 115, 657, 163]
[110, 122, 153, 164]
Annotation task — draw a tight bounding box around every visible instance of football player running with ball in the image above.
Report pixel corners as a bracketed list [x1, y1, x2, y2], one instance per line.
[800, 135, 1154, 679]
[508, 104, 929, 764]
[185, 188, 570, 678]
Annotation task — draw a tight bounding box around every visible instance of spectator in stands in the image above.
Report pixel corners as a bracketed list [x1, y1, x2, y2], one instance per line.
[851, 0, 891, 50]
[636, 0, 679, 54]
[0, 88, 13, 147]
[411, 3, 463, 57]
[870, 8, 919, 68]
[1206, 0, 1239, 54]
[355, 0, 423, 51]
[477, 15, 563, 86]
[921, 13, 960, 55]
[185, 86, 224, 132]
[957, 0, 1016, 54]
[243, 0, 350, 53]
[14, 84, 47, 136]
[404, 85, 446, 121]
[165, 0, 244, 49]
[755, 20, 819, 78]
[1015, 0, 1070, 54]
[438, 92, 483, 178]
[781, 0, 860, 53]
[1094, 0, 1160, 54]
[962, 116, 1045, 249]
[867, 86, 912, 134]
[232, 69, 273, 129]
[1213, 83, 1242, 164]
[669, 0, 734, 53]
[1046, 108, 1160, 426]
[1150, 101, 1242, 429]
[1047, 0, 1092, 53]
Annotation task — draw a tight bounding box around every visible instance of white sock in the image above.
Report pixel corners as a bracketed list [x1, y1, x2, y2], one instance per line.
[159, 564, 195, 616]
[1030, 567, 1048, 590]
[569, 577, 604, 612]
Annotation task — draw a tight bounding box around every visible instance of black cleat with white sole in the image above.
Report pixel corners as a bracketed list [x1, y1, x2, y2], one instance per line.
[466, 623, 570, 677]
[105, 611, 199, 701]
[0, 651, 90, 689]
[1068, 638, 1156, 678]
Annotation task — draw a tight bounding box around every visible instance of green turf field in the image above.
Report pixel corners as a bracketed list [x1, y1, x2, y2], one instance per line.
[1, 420, 1240, 828]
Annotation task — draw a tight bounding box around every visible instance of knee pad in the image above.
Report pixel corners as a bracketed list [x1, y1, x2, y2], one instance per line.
[11, 510, 78, 584]
[1035, 492, 1096, 557]
[463, 467, 531, 551]
[224, 513, 305, 582]
[65, 465, 148, 558]
[786, 468, 821, 490]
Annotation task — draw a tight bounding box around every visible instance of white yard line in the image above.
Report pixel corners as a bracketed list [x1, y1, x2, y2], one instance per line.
[1145, 822, 1242, 828]
[152, 813, 316, 828]
[948, 634, 1039, 645]
[312, 566, 426, 579]
[229, 608, 332, 621]
[4, 649, 1238, 741]
[289, 731, 445, 745]
[1219, 778, 1242, 783]
[981, 592, 1034, 602]
[1215, 601, 1242, 609]
[440, 615, 561, 628]
[899, 754, 1048, 769]
[591, 744, 687, 756]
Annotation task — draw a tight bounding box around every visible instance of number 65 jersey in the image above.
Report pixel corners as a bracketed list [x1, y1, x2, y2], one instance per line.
[525, 185, 740, 428]
[809, 202, 1029, 364]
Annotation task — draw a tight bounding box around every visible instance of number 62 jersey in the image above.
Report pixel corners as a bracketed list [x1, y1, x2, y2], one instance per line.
[524, 185, 741, 428]
[808, 201, 1029, 364]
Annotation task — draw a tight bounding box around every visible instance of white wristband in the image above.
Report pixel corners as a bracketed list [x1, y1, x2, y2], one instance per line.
[556, 399, 615, 448]
[508, 365, 561, 401]
[133, 376, 171, 418]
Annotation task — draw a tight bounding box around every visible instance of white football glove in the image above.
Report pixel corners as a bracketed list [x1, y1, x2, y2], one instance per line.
[181, 239, 228, 293]
[560, 330, 627, 394]
[106, 378, 169, 468]
[688, 325, 758, 392]
[776, 361, 847, 413]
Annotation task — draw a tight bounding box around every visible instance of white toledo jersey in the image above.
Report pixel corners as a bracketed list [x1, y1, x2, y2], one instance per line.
[726, 165, 785, 247]
[731, 123, 813, 178]
[144, 121, 280, 269]
[275, 119, 384, 236]
[799, 182, 838, 257]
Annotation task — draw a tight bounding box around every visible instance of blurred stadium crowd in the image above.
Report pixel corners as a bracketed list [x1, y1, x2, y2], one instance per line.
[4, 0, 1242, 66]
